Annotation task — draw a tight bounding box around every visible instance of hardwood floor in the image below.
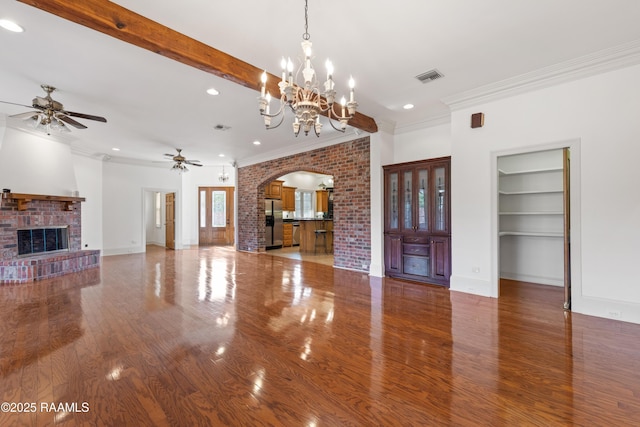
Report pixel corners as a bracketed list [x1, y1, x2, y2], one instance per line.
[266, 246, 334, 266]
[1, 246, 639, 426]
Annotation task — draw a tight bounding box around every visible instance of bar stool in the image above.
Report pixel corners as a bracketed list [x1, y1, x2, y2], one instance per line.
[314, 220, 329, 254]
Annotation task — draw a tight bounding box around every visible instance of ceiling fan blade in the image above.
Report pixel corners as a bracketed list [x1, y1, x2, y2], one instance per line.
[9, 111, 39, 119]
[0, 100, 34, 109]
[58, 115, 88, 129]
[65, 110, 107, 123]
[185, 160, 202, 166]
[163, 153, 176, 157]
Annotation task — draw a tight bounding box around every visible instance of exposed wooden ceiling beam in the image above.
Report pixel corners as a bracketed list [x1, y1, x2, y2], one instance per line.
[18, 0, 379, 133]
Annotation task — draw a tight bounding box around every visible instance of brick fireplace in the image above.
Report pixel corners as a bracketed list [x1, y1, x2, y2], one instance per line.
[0, 193, 100, 284]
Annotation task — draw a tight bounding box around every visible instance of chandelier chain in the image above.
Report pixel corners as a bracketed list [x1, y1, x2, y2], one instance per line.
[303, 0, 310, 41]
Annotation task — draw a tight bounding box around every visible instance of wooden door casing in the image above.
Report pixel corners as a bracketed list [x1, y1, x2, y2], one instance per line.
[199, 187, 235, 246]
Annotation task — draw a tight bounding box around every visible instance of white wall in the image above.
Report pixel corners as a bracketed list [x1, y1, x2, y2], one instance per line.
[0, 128, 78, 195]
[102, 162, 181, 255]
[392, 123, 452, 164]
[448, 63, 640, 324]
[370, 130, 395, 277]
[72, 153, 103, 250]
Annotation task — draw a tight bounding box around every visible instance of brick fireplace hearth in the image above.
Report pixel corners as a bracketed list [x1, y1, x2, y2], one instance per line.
[0, 193, 100, 284]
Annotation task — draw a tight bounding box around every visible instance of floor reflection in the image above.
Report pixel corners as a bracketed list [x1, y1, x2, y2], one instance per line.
[1, 247, 640, 426]
[0, 268, 99, 375]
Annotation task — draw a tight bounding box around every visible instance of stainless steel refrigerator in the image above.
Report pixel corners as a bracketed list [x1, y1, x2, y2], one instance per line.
[265, 199, 283, 249]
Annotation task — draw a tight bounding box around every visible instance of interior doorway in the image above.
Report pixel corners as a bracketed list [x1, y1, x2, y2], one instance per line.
[497, 147, 571, 309]
[198, 186, 235, 246]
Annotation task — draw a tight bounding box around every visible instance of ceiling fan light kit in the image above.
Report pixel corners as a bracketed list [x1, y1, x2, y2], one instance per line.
[257, 0, 357, 137]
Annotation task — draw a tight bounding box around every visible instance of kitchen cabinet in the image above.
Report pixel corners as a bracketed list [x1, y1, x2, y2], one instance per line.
[383, 157, 451, 286]
[282, 186, 296, 211]
[316, 190, 329, 214]
[265, 180, 283, 199]
[283, 222, 293, 247]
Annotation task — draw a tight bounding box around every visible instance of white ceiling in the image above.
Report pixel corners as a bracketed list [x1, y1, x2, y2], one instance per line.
[2, 1, 640, 168]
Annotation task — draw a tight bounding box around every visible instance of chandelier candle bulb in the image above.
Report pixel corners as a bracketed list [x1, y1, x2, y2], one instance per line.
[265, 93, 271, 115]
[281, 57, 287, 82]
[349, 77, 355, 102]
[260, 71, 267, 97]
[288, 58, 294, 84]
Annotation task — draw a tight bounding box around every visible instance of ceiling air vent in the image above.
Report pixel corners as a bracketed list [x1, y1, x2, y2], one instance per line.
[416, 69, 444, 83]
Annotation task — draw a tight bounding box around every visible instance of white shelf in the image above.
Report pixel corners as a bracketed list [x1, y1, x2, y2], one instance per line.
[498, 167, 563, 176]
[499, 231, 564, 237]
[499, 211, 563, 215]
[499, 189, 563, 195]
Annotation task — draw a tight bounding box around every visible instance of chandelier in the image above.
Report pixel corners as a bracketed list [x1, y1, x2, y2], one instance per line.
[218, 165, 229, 182]
[258, 0, 357, 137]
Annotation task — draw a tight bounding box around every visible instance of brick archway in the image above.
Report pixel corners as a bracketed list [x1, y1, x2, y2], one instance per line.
[237, 137, 371, 272]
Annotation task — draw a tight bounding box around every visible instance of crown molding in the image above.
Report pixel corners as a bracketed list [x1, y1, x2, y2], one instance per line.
[394, 112, 451, 134]
[443, 39, 640, 111]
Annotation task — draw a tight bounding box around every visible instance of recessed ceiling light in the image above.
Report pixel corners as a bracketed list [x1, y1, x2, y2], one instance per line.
[253, 140, 261, 145]
[112, 147, 120, 151]
[0, 19, 24, 33]
[206, 88, 220, 96]
[403, 104, 414, 110]
[218, 153, 225, 157]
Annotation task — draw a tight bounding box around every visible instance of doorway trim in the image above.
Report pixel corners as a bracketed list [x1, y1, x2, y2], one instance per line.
[142, 187, 182, 250]
[490, 139, 582, 301]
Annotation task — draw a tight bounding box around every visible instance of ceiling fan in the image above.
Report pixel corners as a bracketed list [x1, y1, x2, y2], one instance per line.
[164, 148, 202, 171]
[0, 84, 107, 135]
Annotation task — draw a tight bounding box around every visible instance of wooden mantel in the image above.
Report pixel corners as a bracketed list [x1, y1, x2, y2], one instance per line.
[2, 193, 86, 211]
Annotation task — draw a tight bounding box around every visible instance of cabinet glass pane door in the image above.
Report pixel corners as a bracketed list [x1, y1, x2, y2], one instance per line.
[434, 166, 446, 231]
[404, 171, 413, 230]
[389, 173, 398, 229]
[417, 169, 428, 231]
[212, 191, 226, 227]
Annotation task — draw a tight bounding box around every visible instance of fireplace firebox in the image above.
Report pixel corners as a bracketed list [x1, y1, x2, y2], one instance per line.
[18, 227, 69, 256]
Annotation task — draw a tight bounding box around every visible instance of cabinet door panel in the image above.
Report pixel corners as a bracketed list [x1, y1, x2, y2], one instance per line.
[387, 172, 399, 230]
[403, 255, 429, 277]
[403, 243, 429, 256]
[402, 171, 413, 232]
[433, 165, 448, 233]
[430, 237, 450, 281]
[417, 168, 429, 232]
[385, 234, 402, 273]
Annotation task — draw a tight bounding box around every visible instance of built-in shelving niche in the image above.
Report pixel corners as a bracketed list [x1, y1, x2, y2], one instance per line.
[498, 150, 565, 287]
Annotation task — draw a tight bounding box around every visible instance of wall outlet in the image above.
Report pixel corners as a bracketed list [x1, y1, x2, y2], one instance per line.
[607, 310, 621, 319]
[472, 266, 480, 273]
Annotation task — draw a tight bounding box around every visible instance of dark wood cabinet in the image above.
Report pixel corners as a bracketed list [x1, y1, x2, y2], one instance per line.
[383, 157, 451, 286]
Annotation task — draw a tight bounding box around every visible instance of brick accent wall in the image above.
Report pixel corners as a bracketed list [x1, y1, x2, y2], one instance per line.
[237, 137, 371, 272]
